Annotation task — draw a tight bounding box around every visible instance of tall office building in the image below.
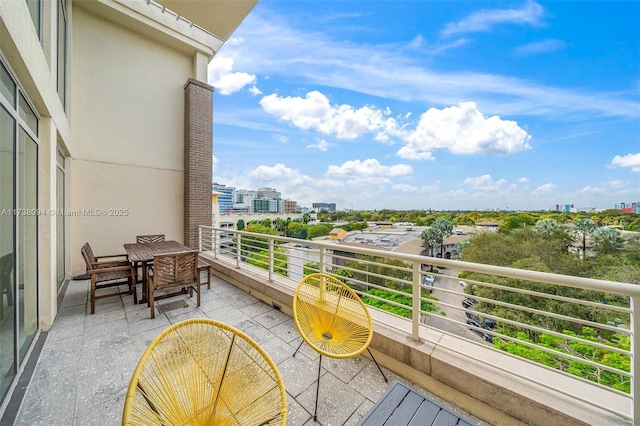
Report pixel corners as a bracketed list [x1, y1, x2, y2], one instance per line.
[313, 202, 337, 212]
[212, 183, 235, 214]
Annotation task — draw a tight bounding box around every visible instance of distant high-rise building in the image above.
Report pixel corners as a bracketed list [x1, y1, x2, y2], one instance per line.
[234, 189, 257, 213]
[212, 183, 235, 214]
[283, 199, 297, 214]
[216, 185, 300, 215]
[252, 198, 281, 213]
[257, 187, 281, 199]
[313, 202, 336, 212]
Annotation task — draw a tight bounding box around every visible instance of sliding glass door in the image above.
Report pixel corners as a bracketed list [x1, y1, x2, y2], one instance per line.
[0, 58, 39, 404]
[0, 82, 16, 400]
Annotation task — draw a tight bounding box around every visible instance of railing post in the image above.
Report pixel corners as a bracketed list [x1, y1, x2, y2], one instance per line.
[632, 295, 638, 425]
[212, 228, 217, 259]
[411, 261, 420, 341]
[198, 226, 202, 251]
[319, 247, 325, 273]
[268, 238, 274, 282]
[236, 234, 241, 269]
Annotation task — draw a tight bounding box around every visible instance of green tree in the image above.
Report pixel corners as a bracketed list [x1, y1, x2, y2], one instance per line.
[287, 222, 308, 239]
[306, 223, 333, 239]
[421, 227, 443, 259]
[362, 287, 439, 318]
[243, 223, 280, 252]
[534, 218, 565, 235]
[260, 218, 272, 228]
[452, 214, 476, 226]
[591, 228, 623, 255]
[273, 218, 286, 235]
[303, 262, 320, 275]
[500, 213, 537, 230]
[572, 218, 597, 257]
[432, 219, 453, 257]
[246, 249, 287, 276]
[236, 219, 245, 230]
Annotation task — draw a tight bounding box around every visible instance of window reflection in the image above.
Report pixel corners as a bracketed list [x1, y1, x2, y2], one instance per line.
[18, 129, 37, 362]
[19, 93, 38, 135]
[25, 0, 42, 40]
[0, 105, 16, 399]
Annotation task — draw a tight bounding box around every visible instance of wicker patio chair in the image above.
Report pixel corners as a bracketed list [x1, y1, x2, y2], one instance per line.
[147, 250, 200, 319]
[81, 242, 137, 314]
[122, 318, 288, 425]
[293, 273, 387, 421]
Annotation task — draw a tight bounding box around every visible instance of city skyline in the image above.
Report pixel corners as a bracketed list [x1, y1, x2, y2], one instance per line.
[213, 181, 638, 213]
[209, 1, 639, 211]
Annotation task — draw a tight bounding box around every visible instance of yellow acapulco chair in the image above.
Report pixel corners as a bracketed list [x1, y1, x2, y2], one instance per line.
[122, 318, 288, 425]
[292, 273, 388, 421]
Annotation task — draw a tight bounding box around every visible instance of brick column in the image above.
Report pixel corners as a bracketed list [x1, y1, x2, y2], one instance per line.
[184, 78, 213, 249]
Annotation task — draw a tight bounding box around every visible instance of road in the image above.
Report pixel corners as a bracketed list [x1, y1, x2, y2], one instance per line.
[422, 266, 490, 343]
[392, 238, 492, 343]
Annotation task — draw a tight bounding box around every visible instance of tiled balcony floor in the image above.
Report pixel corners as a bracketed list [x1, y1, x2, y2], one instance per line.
[11, 274, 487, 425]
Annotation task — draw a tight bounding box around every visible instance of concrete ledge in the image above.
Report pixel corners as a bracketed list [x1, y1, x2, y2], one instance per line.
[204, 256, 631, 426]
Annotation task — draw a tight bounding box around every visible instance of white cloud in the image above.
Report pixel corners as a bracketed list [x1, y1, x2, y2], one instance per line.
[392, 183, 421, 192]
[515, 39, 567, 56]
[608, 180, 628, 189]
[249, 163, 304, 181]
[535, 183, 556, 193]
[259, 94, 531, 159]
[220, 9, 640, 120]
[441, 1, 546, 38]
[327, 159, 413, 177]
[518, 177, 529, 183]
[579, 186, 605, 194]
[307, 139, 330, 151]
[212, 155, 218, 173]
[259, 91, 398, 140]
[248, 86, 263, 96]
[395, 146, 436, 160]
[463, 174, 506, 191]
[238, 163, 346, 206]
[610, 153, 640, 172]
[207, 56, 256, 95]
[273, 135, 289, 144]
[397, 102, 532, 158]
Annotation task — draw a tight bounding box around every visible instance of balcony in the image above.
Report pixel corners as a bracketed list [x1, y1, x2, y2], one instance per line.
[6, 226, 637, 425]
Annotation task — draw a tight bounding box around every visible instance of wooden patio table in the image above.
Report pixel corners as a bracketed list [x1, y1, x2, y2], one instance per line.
[124, 240, 190, 304]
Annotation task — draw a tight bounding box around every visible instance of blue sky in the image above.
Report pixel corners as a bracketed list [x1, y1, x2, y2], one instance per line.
[208, 1, 639, 211]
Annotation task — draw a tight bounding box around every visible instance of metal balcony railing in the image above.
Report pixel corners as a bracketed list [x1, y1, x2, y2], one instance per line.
[199, 225, 638, 423]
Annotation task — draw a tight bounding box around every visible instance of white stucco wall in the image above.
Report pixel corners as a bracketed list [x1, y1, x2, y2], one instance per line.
[69, 6, 192, 273]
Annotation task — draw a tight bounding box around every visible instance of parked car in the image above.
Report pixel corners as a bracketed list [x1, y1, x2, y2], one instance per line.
[484, 317, 497, 329]
[466, 311, 497, 330]
[421, 274, 435, 293]
[466, 319, 493, 342]
[462, 298, 478, 309]
[466, 312, 480, 322]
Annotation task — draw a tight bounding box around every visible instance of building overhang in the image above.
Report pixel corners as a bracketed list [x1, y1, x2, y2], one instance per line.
[75, 0, 257, 60]
[154, 0, 258, 41]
